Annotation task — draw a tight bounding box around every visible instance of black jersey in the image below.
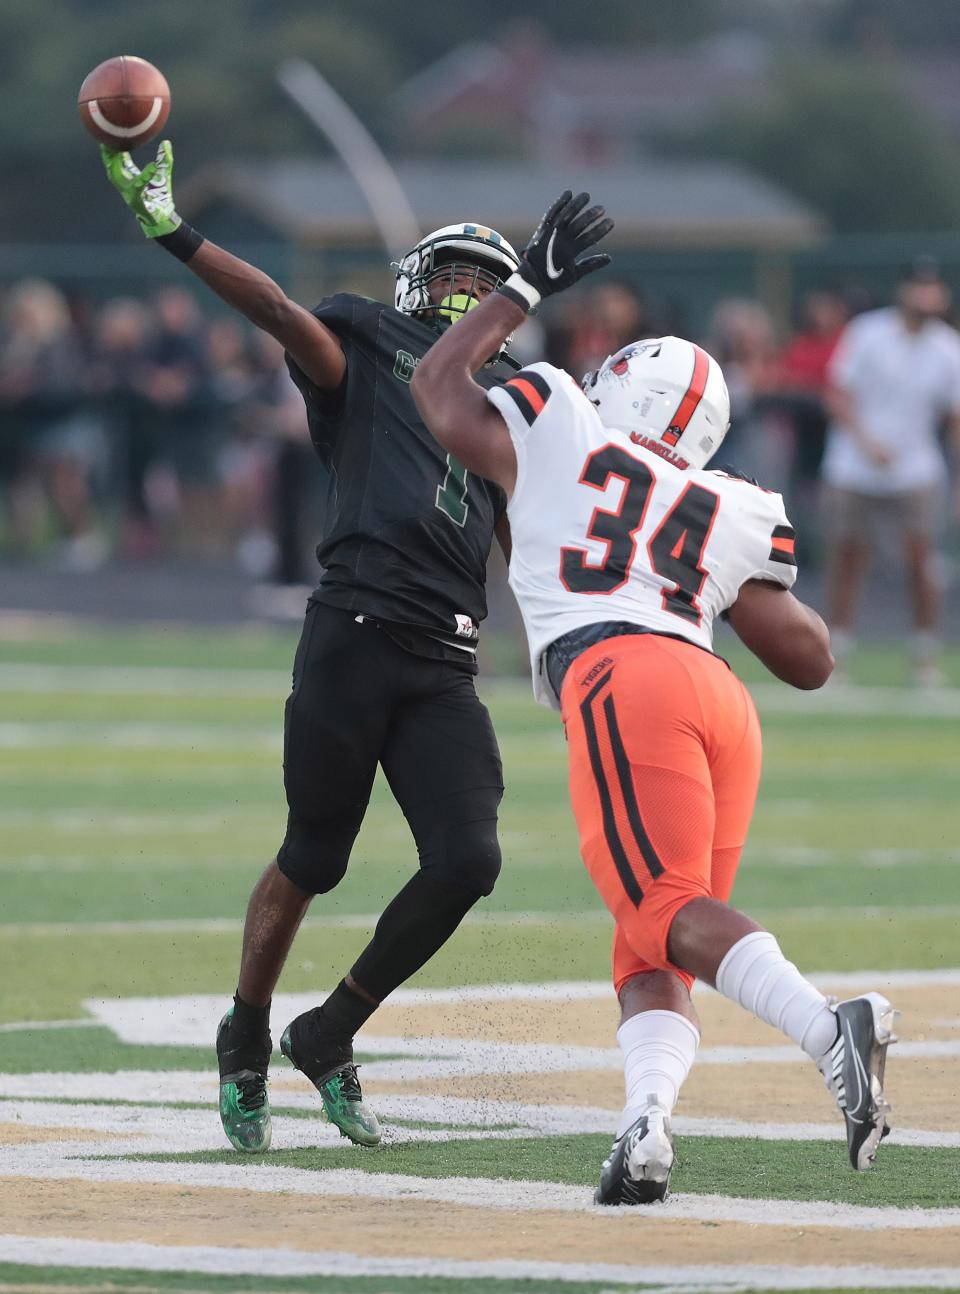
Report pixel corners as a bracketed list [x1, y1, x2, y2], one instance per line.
[285, 294, 511, 664]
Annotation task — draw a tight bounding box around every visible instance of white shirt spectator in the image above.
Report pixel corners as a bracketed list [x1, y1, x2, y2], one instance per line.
[822, 306, 960, 493]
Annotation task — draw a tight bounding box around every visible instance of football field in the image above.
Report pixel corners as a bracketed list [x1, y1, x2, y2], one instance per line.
[1, 624, 959, 1294]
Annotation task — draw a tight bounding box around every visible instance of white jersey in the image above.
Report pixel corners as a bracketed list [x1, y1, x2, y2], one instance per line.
[823, 307, 960, 494]
[487, 362, 798, 707]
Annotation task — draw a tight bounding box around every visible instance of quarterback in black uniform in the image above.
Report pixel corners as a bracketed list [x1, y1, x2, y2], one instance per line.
[103, 140, 522, 1151]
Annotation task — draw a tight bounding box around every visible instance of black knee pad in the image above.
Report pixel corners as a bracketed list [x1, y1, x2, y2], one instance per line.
[421, 816, 502, 897]
[276, 811, 360, 896]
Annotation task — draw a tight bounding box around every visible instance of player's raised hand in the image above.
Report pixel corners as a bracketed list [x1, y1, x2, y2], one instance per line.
[517, 191, 614, 299]
[101, 140, 181, 239]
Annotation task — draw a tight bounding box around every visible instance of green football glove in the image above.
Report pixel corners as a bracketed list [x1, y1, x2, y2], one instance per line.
[101, 140, 181, 239]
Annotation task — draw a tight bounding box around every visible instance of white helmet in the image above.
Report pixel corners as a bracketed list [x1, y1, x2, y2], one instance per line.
[394, 223, 521, 322]
[583, 336, 730, 470]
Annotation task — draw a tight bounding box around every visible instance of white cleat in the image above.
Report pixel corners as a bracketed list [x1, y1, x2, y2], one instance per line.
[595, 1099, 674, 1205]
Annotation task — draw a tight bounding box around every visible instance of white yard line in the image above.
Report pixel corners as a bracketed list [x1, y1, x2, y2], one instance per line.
[0, 664, 288, 696]
[3, 662, 960, 717]
[79, 979, 960, 1051]
[1, 1082, 958, 1150]
[0, 723, 280, 750]
[1, 1238, 958, 1290]
[0, 912, 614, 938]
[1, 1149, 958, 1230]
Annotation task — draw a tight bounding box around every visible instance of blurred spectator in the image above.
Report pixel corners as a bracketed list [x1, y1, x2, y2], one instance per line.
[140, 287, 215, 556]
[546, 280, 649, 372]
[86, 297, 155, 555]
[0, 279, 107, 569]
[706, 297, 790, 488]
[821, 258, 960, 685]
[774, 288, 849, 549]
[221, 331, 325, 609]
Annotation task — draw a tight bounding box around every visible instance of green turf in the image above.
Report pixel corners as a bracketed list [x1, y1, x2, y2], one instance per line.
[119, 1133, 955, 1208]
[2, 629, 959, 1289]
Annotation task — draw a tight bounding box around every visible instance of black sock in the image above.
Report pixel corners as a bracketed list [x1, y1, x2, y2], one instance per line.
[231, 993, 271, 1040]
[314, 979, 378, 1043]
[348, 871, 479, 1003]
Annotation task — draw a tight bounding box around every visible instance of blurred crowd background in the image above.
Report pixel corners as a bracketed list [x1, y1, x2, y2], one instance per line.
[3, 0, 960, 650]
[0, 273, 855, 582]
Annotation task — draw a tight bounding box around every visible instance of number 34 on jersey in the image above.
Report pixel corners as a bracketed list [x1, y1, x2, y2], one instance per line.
[487, 363, 797, 705]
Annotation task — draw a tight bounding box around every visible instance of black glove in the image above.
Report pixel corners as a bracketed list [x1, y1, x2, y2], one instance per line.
[499, 191, 614, 312]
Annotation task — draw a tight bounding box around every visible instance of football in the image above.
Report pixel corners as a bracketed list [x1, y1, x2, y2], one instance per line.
[78, 56, 170, 150]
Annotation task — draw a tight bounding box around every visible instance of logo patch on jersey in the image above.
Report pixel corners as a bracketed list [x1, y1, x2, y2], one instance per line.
[454, 613, 477, 638]
[504, 371, 552, 426]
[769, 524, 797, 566]
[394, 349, 419, 383]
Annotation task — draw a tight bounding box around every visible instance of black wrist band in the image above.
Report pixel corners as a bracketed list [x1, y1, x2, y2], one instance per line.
[496, 283, 531, 312]
[155, 221, 204, 263]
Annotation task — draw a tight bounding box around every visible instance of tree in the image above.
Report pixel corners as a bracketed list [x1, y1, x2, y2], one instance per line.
[662, 55, 960, 233]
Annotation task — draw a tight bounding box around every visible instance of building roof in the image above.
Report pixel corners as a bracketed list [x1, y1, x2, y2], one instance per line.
[181, 156, 824, 251]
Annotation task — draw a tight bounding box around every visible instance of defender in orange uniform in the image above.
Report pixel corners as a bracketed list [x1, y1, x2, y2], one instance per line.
[413, 192, 898, 1203]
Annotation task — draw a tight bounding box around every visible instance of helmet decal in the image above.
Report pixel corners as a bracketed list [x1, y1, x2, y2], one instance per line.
[663, 344, 710, 447]
[584, 336, 730, 471]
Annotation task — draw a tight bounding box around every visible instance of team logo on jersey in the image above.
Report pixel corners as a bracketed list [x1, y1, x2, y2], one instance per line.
[394, 349, 419, 383]
[454, 613, 477, 638]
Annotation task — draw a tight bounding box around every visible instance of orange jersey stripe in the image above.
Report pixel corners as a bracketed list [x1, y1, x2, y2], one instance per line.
[507, 377, 547, 417]
[771, 535, 796, 554]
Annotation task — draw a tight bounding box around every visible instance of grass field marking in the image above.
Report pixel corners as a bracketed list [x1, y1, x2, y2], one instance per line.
[0, 912, 614, 938]
[6, 661, 960, 716]
[3, 1150, 960, 1231]
[0, 664, 288, 696]
[4, 1083, 960, 1149]
[0, 1099, 540, 1155]
[0, 723, 280, 751]
[758, 846, 960, 868]
[4, 1238, 959, 1290]
[81, 989, 960, 1072]
[0, 1019, 102, 1035]
[748, 682, 960, 718]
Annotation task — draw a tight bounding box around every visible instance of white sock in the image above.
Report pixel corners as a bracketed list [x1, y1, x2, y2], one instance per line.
[616, 1009, 699, 1136]
[715, 930, 837, 1061]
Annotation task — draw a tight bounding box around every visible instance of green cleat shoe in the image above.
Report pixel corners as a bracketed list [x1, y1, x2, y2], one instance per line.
[280, 1015, 381, 1147]
[216, 1009, 272, 1153]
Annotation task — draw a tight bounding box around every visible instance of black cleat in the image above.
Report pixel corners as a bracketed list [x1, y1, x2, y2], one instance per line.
[280, 1009, 381, 1147]
[216, 1008, 272, 1153]
[819, 992, 898, 1170]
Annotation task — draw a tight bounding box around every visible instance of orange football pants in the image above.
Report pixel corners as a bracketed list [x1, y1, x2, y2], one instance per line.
[560, 632, 762, 994]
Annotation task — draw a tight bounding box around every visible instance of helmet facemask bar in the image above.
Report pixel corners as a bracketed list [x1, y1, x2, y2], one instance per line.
[412, 256, 505, 323]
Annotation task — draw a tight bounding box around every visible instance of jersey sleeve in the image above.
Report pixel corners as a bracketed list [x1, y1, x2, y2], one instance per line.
[283, 293, 376, 458]
[747, 488, 798, 591]
[486, 362, 568, 446]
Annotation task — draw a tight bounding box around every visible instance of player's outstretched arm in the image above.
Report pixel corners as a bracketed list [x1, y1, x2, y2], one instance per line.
[101, 142, 345, 392]
[726, 579, 834, 690]
[413, 191, 614, 493]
